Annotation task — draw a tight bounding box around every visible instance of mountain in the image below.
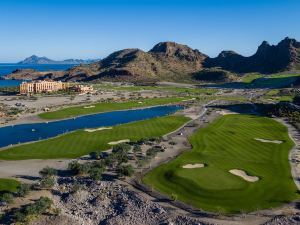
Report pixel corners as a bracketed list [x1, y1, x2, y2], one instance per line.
[60, 42, 207, 82]
[205, 37, 300, 73]
[6, 38, 300, 83]
[18, 55, 99, 65]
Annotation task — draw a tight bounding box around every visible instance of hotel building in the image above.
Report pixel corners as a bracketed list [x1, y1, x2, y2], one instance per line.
[20, 80, 68, 94]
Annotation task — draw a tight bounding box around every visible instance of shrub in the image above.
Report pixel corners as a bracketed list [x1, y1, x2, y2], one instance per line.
[68, 161, 90, 175]
[13, 197, 52, 223]
[112, 143, 131, 153]
[39, 167, 57, 178]
[0, 193, 14, 204]
[88, 167, 105, 181]
[16, 183, 31, 197]
[133, 145, 142, 153]
[116, 164, 134, 177]
[40, 176, 55, 189]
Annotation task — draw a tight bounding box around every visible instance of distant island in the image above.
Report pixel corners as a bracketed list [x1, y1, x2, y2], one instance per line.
[18, 55, 99, 65]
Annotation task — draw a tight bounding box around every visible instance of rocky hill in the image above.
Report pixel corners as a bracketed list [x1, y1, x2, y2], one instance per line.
[18, 55, 98, 65]
[205, 37, 300, 73]
[5, 38, 300, 82]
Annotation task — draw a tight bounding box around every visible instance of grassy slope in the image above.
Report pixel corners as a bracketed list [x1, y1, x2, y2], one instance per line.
[143, 115, 298, 213]
[0, 178, 20, 192]
[0, 115, 189, 160]
[38, 97, 189, 120]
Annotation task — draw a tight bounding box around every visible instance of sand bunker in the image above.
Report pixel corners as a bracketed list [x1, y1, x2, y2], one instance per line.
[217, 110, 238, 115]
[254, 138, 282, 144]
[182, 163, 205, 169]
[108, 139, 130, 145]
[229, 169, 259, 182]
[84, 127, 112, 132]
[84, 105, 95, 109]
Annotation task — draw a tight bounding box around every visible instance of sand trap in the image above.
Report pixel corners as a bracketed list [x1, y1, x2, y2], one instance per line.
[84, 127, 112, 132]
[229, 169, 259, 182]
[138, 102, 143, 104]
[182, 163, 205, 169]
[217, 110, 238, 115]
[108, 139, 130, 145]
[254, 138, 282, 144]
[84, 105, 95, 109]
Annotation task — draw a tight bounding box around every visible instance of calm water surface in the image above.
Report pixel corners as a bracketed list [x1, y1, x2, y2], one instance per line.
[0, 64, 76, 87]
[0, 105, 182, 148]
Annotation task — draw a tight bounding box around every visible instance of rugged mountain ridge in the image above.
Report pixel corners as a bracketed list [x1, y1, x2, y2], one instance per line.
[18, 55, 98, 65]
[205, 37, 300, 73]
[6, 37, 300, 82]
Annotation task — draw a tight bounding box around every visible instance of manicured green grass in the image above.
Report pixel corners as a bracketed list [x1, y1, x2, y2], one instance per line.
[38, 97, 189, 120]
[250, 74, 300, 88]
[0, 178, 20, 192]
[0, 115, 190, 160]
[262, 89, 294, 102]
[143, 114, 298, 213]
[241, 74, 263, 83]
[93, 84, 217, 95]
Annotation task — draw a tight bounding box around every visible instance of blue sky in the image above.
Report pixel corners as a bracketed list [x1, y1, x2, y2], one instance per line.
[0, 0, 299, 62]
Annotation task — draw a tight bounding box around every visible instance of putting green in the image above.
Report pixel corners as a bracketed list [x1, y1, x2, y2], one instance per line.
[143, 114, 298, 213]
[39, 97, 189, 120]
[0, 115, 189, 160]
[0, 178, 20, 192]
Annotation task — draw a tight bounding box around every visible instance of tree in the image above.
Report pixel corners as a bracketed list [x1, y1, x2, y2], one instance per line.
[116, 164, 134, 177]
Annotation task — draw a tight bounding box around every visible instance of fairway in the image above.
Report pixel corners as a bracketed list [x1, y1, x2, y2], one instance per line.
[38, 97, 189, 120]
[143, 114, 298, 213]
[0, 115, 189, 160]
[0, 178, 20, 192]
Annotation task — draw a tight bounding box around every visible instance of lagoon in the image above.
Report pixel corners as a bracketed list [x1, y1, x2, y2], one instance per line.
[0, 105, 182, 148]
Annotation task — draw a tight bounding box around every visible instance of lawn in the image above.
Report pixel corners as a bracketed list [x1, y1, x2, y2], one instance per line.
[0, 115, 189, 160]
[92, 83, 217, 95]
[241, 74, 263, 83]
[38, 97, 189, 120]
[0, 178, 20, 192]
[143, 114, 298, 213]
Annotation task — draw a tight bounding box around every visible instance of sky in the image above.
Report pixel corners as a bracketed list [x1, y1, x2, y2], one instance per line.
[0, 0, 299, 62]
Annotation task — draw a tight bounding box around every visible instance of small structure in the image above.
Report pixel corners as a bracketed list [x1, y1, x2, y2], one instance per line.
[20, 80, 68, 94]
[73, 84, 94, 94]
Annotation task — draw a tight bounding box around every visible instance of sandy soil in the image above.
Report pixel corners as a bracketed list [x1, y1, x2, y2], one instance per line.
[108, 139, 130, 145]
[216, 110, 238, 115]
[84, 127, 112, 132]
[254, 138, 283, 144]
[83, 105, 95, 109]
[229, 169, 259, 182]
[0, 159, 72, 183]
[182, 163, 205, 169]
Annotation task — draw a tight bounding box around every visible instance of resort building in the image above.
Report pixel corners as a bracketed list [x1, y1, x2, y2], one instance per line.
[20, 80, 68, 94]
[72, 84, 94, 93]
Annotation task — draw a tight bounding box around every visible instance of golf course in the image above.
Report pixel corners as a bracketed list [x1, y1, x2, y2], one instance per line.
[0, 178, 20, 192]
[0, 115, 189, 160]
[38, 97, 189, 120]
[143, 114, 299, 213]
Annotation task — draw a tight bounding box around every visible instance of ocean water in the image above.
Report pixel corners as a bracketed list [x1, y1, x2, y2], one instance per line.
[0, 105, 182, 148]
[0, 64, 76, 87]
